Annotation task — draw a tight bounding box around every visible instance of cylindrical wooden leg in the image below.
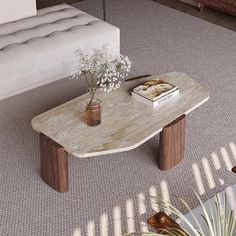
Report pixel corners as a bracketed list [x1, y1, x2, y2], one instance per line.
[40, 133, 69, 193]
[158, 115, 185, 171]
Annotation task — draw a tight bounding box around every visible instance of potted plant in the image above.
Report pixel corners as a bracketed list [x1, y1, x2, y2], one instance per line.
[125, 191, 236, 236]
[71, 47, 131, 126]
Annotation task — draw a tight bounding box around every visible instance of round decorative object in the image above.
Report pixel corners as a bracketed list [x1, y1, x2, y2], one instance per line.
[159, 215, 166, 224]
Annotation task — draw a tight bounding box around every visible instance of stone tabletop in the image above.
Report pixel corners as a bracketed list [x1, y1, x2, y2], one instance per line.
[31, 72, 209, 158]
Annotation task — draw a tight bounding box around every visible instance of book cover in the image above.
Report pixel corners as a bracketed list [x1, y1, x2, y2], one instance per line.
[132, 79, 178, 102]
[132, 88, 179, 108]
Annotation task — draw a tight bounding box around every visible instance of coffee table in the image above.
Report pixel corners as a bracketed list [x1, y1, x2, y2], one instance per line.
[31, 72, 209, 192]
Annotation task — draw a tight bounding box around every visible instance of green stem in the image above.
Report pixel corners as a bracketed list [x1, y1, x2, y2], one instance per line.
[88, 84, 99, 106]
[84, 72, 92, 87]
[92, 73, 95, 88]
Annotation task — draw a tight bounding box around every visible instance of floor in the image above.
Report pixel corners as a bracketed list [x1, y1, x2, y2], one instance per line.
[153, 0, 236, 32]
[0, 0, 236, 235]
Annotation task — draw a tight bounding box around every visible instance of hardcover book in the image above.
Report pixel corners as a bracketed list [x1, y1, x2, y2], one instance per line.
[132, 79, 179, 107]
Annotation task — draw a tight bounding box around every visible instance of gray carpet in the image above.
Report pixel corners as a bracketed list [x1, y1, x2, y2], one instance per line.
[0, 0, 236, 235]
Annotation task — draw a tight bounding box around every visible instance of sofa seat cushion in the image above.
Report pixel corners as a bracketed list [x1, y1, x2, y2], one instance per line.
[0, 4, 120, 99]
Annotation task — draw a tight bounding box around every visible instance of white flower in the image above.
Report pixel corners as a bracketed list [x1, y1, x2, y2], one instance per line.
[71, 47, 132, 100]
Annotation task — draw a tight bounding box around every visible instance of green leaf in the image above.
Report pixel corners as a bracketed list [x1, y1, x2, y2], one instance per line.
[193, 190, 215, 235]
[208, 200, 217, 235]
[227, 210, 235, 236]
[124, 191, 236, 236]
[172, 194, 206, 236]
[158, 198, 199, 235]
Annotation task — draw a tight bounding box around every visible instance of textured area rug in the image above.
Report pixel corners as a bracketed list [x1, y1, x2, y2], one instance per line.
[0, 0, 236, 235]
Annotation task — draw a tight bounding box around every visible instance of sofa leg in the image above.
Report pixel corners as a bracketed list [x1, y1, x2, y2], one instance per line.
[199, 2, 205, 12]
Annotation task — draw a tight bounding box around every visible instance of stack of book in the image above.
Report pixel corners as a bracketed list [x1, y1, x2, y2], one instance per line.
[131, 78, 179, 108]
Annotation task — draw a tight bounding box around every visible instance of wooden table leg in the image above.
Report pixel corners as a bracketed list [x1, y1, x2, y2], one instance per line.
[158, 115, 185, 170]
[40, 133, 69, 193]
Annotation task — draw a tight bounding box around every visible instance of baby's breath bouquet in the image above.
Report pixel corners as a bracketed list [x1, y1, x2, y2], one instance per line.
[71, 47, 131, 105]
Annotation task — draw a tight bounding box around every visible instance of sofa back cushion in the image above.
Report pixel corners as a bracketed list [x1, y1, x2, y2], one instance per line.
[0, 0, 37, 25]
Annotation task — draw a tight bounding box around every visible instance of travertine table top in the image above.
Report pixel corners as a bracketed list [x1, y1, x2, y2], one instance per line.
[31, 72, 209, 158]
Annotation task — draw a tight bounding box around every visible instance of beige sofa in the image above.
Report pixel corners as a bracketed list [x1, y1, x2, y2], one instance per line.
[0, 4, 120, 100]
